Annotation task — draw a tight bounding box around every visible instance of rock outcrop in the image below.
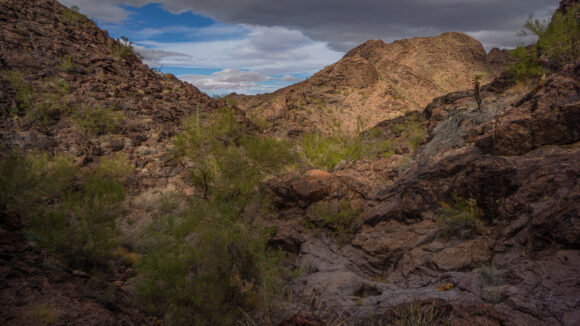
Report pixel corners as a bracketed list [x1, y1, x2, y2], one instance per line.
[231, 32, 509, 137]
[267, 60, 580, 325]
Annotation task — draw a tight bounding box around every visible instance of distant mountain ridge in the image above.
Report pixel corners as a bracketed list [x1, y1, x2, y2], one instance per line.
[232, 32, 510, 136]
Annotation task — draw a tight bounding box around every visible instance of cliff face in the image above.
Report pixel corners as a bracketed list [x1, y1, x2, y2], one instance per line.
[231, 32, 509, 137]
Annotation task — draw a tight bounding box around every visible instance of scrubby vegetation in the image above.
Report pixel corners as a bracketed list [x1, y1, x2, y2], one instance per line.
[299, 124, 395, 171]
[477, 265, 505, 304]
[392, 118, 427, 150]
[111, 35, 142, 60]
[73, 104, 124, 135]
[508, 4, 579, 81]
[1, 70, 124, 133]
[0, 152, 133, 271]
[393, 301, 450, 326]
[309, 200, 361, 241]
[134, 107, 296, 325]
[437, 195, 481, 240]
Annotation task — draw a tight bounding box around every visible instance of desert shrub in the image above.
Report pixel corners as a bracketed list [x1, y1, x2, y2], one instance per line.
[0, 152, 132, 271]
[247, 113, 271, 130]
[174, 107, 293, 205]
[1, 71, 70, 125]
[59, 55, 75, 72]
[507, 46, 544, 81]
[1, 70, 33, 116]
[226, 97, 239, 107]
[393, 119, 427, 150]
[299, 125, 395, 171]
[112, 36, 142, 60]
[73, 104, 124, 135]
[437, 196, 481, 240]
[300, 131, 346, 171]
[29, 78, 70, 125]
[508, 4, 580, 80]
[477, 265, 505, 304]
[60, 6, 88, 26]
[310, 200, 360, 240]
[393, 301, 450, 326]
[136, 199, 288, 325]
[136, 107, 295, 324]
[528, 5, 580, 64]
[0, 152, 76, 214]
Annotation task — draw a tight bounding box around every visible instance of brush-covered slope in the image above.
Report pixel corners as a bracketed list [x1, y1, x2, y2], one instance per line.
[231, 32, 510, 136]
[0, 0, 221, 324]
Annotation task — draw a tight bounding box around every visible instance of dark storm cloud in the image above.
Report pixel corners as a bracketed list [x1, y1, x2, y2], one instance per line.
[63, 0, 558, 51]
[152, 0, 559, 50]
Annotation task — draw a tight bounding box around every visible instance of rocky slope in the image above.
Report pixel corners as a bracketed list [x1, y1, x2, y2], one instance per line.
[231, 32, 510, 137]
[0, 0, 224, 188]
[266, 59, 580, 325]
[0, 0, 220, 324]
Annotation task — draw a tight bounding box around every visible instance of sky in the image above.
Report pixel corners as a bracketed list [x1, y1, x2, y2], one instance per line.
[60, 0, 558, 96]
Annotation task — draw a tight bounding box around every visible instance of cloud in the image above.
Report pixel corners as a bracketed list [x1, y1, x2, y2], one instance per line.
[281, 75, 300, 82]
[136, 25, 343, 75]
[133, 23, 249, 40]
[180, 69, 275, 95]
[63, 0, 557, 51]
[132, 46, 191, 66]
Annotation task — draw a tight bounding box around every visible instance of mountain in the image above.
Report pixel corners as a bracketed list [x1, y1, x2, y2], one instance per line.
[1, 0, 579, 325]
[231, 32, 510, 136]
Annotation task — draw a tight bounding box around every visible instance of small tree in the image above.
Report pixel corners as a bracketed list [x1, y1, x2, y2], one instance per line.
[471, 72, 485, 110]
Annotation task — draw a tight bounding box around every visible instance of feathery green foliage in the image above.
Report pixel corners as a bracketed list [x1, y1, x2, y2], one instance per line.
[137, 107, 296, 325]
[508, 4, 580, 81]
[0, 152, 132, 271]
[299, 124, 395, 171]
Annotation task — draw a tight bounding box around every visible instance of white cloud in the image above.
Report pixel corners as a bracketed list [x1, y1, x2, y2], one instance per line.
[137, 25, 343, 76]
[281, 75, 300, 82]
[134, 23, 248, 40]
[181, 69, 277, 95]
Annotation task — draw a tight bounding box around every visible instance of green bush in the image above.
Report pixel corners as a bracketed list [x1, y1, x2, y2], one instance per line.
[0, 152, 132, 271]
[506, 46, 544, 81]
[1, 70, 33, 116]
[73, 104, 124, 135]
[437, 196, 481, 240]
[136, 107, 295, 324]
[393, 119, 427, 150]
[174, 107, 293, 205]
[476, 265, 504, 304]
[310, 200, 360, 240]
[531, 5, 580, 64]
[299, 125, 395, 171]
[59, 55, 75, 72]
[393, 301, 450, 326]
[112, 36, 142, 60]
[60, 7, 89, 26]
[508, 4, 580, 80]
[136, 199, 287, 325]
[1, 71, 70, 125]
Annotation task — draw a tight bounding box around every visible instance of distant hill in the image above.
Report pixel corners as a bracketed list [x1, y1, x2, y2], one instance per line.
[231, 32, 510, 136]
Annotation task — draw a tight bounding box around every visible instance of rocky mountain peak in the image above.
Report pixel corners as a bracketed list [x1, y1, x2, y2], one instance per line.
[232, 31, 509, 137]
